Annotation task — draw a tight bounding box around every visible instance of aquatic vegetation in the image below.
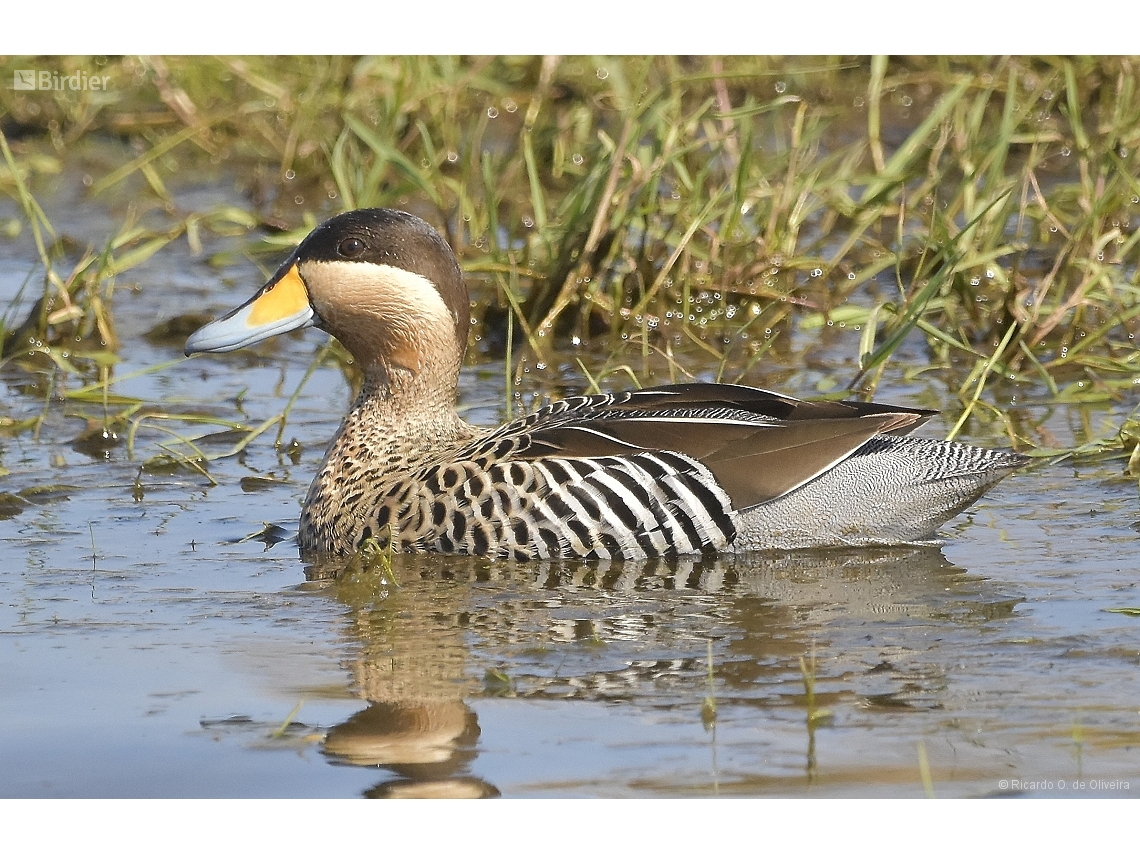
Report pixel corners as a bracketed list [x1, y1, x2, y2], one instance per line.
[2, 55, 1139, 469]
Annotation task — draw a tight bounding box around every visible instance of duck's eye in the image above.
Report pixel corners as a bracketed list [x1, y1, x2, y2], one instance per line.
[338, 237, 365, 258]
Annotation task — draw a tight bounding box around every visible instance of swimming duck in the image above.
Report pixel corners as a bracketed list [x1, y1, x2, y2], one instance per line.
[185, 208, 1028, 560]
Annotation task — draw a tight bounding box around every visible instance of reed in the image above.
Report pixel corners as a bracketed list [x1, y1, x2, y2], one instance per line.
[2, 55, 1139, 460]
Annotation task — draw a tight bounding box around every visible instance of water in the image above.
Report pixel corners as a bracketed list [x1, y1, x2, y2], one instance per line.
[2, 176, 1139, 799]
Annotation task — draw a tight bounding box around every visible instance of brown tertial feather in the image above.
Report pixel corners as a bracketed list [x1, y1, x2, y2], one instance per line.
[514, 383, 937, 510]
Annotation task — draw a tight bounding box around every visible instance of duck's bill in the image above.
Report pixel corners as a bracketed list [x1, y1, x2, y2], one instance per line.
[185, 263, 315, 355]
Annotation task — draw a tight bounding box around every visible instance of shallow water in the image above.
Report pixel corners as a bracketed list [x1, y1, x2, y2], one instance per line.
[2, 173, 1140, 798]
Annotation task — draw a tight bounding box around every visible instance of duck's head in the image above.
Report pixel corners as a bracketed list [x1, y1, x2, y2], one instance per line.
[186, 208, 470, 392]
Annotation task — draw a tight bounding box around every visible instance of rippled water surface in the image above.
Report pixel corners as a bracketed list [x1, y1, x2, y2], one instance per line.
[2, 181, 1139, 799]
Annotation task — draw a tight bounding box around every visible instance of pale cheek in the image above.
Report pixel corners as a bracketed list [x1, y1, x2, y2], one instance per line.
[302, 260, 456, 365]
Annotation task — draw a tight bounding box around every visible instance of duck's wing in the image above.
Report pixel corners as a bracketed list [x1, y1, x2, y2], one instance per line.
[512, 383, 936, 510]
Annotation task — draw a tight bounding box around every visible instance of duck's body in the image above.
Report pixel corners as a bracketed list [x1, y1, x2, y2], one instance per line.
[186, 208, 1028, 560]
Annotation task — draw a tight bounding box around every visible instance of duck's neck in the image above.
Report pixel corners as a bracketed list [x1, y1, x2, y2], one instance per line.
[340, 360, 476, 466]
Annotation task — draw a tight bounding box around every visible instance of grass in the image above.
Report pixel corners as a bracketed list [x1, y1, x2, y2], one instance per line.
[701, 638, 720, 795]
[342, 527, 400, 582]
[701, 638, 717, 729]
[2, 55, 1140, 465]
[799, 646, 832, 784]
[917, 739, 935, 798]
[799, 648, 833, 727]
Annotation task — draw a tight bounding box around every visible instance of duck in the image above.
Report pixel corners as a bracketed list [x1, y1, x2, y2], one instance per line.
[185, 208, 1029, 560]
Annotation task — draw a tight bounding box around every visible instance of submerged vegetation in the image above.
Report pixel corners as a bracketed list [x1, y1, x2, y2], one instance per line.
[1, 55, 1140, 474]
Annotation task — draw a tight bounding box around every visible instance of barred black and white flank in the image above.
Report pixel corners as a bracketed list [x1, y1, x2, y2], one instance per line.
[186, 208, 1030, 560]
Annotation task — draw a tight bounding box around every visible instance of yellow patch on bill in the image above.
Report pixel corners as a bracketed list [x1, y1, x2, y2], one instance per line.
[247, 264, 310, 326]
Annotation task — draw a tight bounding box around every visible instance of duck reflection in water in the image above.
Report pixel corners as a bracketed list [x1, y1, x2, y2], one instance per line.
[324, 702, 495, 799]
[307, 545, 1020, 798]
[312, 553, 498, 798]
